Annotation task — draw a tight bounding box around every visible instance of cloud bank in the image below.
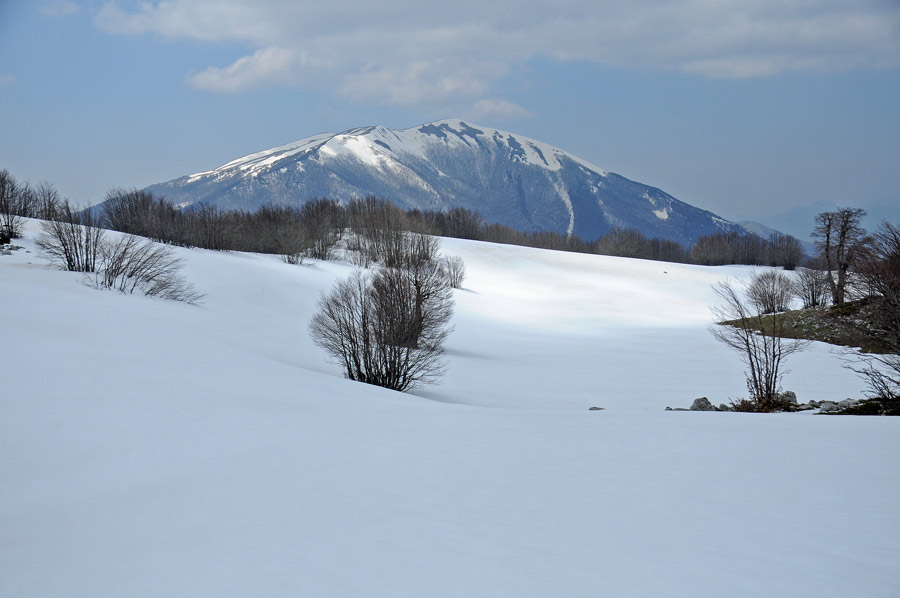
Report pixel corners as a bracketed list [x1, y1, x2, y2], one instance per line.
[95, 0, 900, 109]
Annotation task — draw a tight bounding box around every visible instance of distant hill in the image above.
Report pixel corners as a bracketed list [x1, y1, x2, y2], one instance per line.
[145, 119, 749, 246]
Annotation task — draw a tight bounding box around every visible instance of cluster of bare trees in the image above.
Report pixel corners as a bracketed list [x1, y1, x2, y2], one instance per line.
[36, 203, 202, 303]
[690, 230, 805, 269]
[810, 208, 900, 401]
[594, 227, 690, 262]
[310, 231, 455, 392]
[712, 207, 900, 408]
[98, 189, 346, 260]
[1, 169, 63, 242]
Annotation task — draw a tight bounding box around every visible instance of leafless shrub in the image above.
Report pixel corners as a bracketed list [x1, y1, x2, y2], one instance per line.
[747, 270, 795, 314]
[0, 169, 25, 241]
[383, 233, 440, 270]
[309, 261, 454, 392]
[281, 251, 306, 265]
[793, 264, 831, 308]
[92, 235, 203, 303]
[767, 232, 804, 270]
[37, 201, 104, 272]
[441, 255, 466, 289]
[710, 275, 808, 409]
[691, 233, 734, 265]
[596, 227, 653, 259]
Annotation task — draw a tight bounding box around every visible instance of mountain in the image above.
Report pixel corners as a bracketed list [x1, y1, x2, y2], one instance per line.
[145, 119, 744, 246]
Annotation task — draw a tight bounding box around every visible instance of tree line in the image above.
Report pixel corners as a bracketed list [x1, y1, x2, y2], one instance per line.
[0, 168, 803, 269]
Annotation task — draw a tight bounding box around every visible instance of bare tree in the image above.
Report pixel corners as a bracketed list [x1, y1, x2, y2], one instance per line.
[596, 228, 653, 259]
[813, 207, 868, 305]
[309, 262, 454, 392]
[691, 233, 734, 265]
[441, 255, 466, 289]
[793, 262, 831, 308]
[710, 274, 808, 410]
[37, 201, 105, 272]
[0, 169, 24, 241]
[299, 198, 344, 260]
[347, 196, 409, 266]
[767, 232, 804, 270]
[33, 180, 61, 220]
[845, 221, 900, 400]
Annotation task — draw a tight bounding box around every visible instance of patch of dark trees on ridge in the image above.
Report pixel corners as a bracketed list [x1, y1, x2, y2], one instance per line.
[1, 169, 803, 268]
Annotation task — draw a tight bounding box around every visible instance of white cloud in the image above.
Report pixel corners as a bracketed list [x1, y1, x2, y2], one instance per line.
[188, 47, 300, 93]
[40, 1, 80, 18]
[93, 0, 900, 105]
[0, 75, 15, 87]
[470, 99, 535, 120]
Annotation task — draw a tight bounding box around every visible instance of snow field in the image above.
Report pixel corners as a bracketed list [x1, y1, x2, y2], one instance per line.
[2, 221, 898, 597]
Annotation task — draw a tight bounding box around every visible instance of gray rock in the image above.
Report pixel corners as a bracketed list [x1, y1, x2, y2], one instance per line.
[808, 400, 820, 408]
[779, 391, 798, 404]
[794, 404, 815, 411]
[717, 404, 732, 412]
[588, 406, 604, 411]
[819, 401, 840, 414]
[838, 399, 859, 409]
[690, 397, 716, 411]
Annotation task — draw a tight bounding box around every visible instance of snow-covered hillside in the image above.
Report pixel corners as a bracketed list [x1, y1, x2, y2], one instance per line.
[3, 221, 898, 597]
[144, 119, 744, 246]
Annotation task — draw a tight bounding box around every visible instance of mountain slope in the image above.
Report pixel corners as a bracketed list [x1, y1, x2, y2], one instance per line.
[146, 120, 741, 246]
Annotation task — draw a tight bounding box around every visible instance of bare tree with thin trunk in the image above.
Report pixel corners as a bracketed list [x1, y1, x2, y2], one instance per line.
[710, 274, 808, 410]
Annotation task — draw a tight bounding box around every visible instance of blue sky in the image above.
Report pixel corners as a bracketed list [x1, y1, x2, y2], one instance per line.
[1, 0, 898, 231]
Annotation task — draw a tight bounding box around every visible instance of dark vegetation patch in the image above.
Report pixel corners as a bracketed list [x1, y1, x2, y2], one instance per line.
[831, 397, 900, 416]
[723, 299, 893, 354]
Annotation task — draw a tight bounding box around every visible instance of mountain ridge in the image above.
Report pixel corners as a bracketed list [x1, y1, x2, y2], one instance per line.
[145, 119, 745, 246]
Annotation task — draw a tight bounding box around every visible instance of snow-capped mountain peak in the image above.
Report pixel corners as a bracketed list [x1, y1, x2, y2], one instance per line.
[146, 120, 742, 246]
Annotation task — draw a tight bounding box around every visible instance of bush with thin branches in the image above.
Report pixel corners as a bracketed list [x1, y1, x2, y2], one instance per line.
[747, 270, 795, 314]
[37, 202, 104, 272]
[793, 264, 831, 308]
[441, 255, 466, 289]
[710, 274, 808, 410]
[92, 234, 204, 303]
[309, 246, 454, 392]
